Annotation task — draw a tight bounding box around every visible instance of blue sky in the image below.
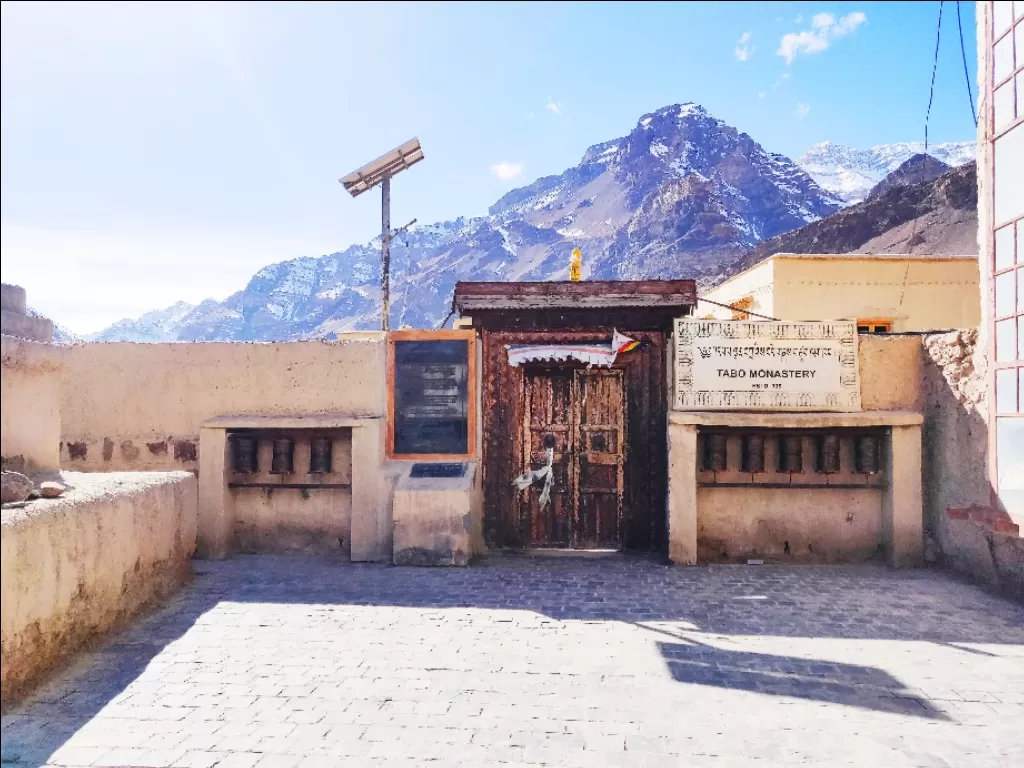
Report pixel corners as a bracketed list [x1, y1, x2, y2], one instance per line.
[1, 1, 979, 333]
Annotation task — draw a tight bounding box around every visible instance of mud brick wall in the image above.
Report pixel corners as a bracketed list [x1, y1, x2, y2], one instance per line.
[58, 337, 386, 472]
[1, 472, 197, 706]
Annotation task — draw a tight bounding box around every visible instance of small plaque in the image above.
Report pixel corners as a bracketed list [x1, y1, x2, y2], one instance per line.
[674, 319, 861, 412]
[410, 463, 467, 479]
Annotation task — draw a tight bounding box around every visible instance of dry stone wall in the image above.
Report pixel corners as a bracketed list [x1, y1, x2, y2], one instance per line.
[921, 329, 1023, 601]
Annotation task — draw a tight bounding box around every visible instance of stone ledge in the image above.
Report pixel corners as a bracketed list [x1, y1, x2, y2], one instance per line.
[203, 413, 384, 430]
[669, 410, 923, 428]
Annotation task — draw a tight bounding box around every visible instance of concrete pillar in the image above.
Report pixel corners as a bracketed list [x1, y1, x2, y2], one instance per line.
[883, 424, 924, 567]
[667, 423, 699, 564]
[350, 419, 391, 562]
[197, 427, 233, 559]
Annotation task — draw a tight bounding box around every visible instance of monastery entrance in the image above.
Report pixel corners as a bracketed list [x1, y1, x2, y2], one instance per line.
[452, 279, 695, 556]
[520, 368, 625, 549]
[453, 279, 696, 555]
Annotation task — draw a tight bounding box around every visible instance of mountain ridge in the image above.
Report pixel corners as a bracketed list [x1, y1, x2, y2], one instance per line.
[797, 140, 974, 204]
[719, 160, 978, 281]
[81, 105, 976, 343]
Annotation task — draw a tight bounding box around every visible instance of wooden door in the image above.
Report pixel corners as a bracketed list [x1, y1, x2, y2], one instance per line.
[521, 371, 574, 547]
[573, 369, 625, 548]
[519, 368, 625, 549]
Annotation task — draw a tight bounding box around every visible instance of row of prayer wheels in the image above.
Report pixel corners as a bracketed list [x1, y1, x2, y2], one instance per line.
[230, 436, 333, 475]
[702, 433, 881, 475]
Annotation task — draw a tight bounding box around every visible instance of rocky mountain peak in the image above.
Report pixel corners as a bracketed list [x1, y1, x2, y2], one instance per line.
[866, 153, 951, 200]
[82, 102, 970, 343]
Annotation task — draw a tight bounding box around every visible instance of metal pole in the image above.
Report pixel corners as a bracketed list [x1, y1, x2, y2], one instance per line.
[380, 174, 391, 332]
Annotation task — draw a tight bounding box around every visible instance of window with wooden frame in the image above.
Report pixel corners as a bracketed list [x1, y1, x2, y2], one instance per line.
[730, 296, 754, 320]
[387, 329, 477, 460]
[985, 1, 1024, 516]
[856, 319, 892, 334]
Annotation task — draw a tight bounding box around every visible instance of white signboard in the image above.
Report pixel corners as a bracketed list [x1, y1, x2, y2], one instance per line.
[674, 319, 861, 411]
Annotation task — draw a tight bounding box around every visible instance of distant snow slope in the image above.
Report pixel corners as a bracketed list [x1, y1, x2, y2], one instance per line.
[86, 301, 197, 342]
[796, 141, 975, 204]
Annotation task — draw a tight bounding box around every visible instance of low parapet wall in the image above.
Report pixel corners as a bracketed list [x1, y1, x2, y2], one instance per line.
[0, 471, 197, 706]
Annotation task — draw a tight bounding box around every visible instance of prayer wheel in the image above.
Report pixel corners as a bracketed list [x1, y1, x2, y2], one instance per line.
[231, 435, 259, 475]
[703, 433, 728, 472]
[854, 435, 880, 475]
[778, 435, 803, 473]
[741, 434, 765, 473]
[271, 438, 294, 475]
[816, 434, 841, 474]
[309, 437, 333, 474]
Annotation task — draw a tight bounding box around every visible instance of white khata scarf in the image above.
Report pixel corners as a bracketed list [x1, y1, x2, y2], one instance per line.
[512, 447, 555, 509]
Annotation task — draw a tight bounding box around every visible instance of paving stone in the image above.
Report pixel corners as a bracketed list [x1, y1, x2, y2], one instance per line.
[4, 556, 1022, 767]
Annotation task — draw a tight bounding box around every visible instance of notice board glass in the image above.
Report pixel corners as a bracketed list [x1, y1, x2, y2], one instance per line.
[388, 330, 477, 459]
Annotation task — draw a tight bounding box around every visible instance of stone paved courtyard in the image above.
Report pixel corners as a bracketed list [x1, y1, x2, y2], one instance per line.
[2, 556, 1023, 768]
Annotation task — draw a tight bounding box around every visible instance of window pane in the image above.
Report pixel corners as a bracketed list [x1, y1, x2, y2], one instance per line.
[1020, 316, 1024, 359]
[996, 80, 1015, 130]
[996, 32, 1014, 83]
[1020, 368, 1024, 409]
[996, 317, 1017, 361]
[996, 416, 1024, 518]
[1018, 220, 1024, 263]
[997, 367, 1019, 412]
[1018, 20, 1024, 68]
[996, 1, 1014, 35]
[997, 223, 1016, 269]
[1019, 71, 1024, 119]
[1019, 266, 1024, 310]
[995, 125, 1024, 224]
[996, 270, 1017, 315]
[1018, 1, 1024, 21]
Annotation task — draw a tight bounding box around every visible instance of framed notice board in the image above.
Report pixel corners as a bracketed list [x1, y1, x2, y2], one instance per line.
[387, 329, 477, 460]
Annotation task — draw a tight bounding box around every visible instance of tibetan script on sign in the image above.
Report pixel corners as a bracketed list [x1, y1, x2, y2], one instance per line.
[673, 319, 861, 411]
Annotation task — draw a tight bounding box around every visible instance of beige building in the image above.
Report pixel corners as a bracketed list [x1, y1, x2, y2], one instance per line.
[698, 254, 980, 333]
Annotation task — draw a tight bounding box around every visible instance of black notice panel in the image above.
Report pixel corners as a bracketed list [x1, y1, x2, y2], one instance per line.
[410, 462, 467, 479]
[393, 340, 469, 455]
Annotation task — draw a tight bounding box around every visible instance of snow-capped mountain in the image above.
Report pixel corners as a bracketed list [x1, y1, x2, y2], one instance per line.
[86, 300, 199, 342]
[797, 141, 975, 204]
[93, 104, 948, 342]
[722, 160, 978, 278]
[866, 154, 951, 200]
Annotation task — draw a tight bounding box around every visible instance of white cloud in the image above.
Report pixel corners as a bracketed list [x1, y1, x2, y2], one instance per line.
[545, 99, 563, 115]
[771, 71, 791, 90]
[758, 90, 766, 100]
[778, 11, 866, 64]
[734, 31, 753, 61]
[794, 14, 804, 23]
[796, 102, 811, 119]
[490, 161, 523, 181]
